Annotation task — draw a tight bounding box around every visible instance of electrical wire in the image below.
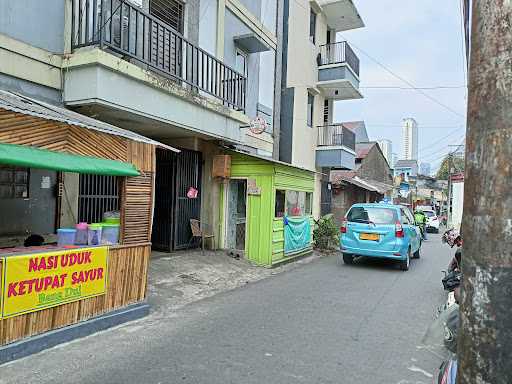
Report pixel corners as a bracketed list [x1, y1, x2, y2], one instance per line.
[421, 139, 466, 163]
[360, 86, 466, 90]
[418, 126, 466, 153]
[458, 0, 469, 98]
[338, 34, 467, 119]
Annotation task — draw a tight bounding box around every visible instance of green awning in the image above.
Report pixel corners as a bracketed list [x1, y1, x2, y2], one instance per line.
[0, 142, 140, 177]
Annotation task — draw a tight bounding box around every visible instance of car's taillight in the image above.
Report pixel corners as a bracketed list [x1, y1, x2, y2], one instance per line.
[395, 221, 404, 238]
[340, 218, 347, 233]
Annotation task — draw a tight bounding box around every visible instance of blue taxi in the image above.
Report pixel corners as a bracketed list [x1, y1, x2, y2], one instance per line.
[340, 203, 422, 271]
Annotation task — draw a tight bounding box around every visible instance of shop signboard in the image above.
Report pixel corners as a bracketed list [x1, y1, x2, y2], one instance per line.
[1, 247, 108, 318]
[247, 178, 261, 195]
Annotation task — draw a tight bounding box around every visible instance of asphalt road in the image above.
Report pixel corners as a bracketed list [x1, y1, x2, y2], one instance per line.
[0, 234, 451, 384]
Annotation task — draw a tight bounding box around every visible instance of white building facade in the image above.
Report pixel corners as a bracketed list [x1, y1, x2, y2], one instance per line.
[377, 139, 393, 166]
[402, 118, 418, 160]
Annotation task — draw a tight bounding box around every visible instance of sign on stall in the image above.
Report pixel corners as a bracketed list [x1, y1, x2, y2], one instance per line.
[1, 247, 108, 318]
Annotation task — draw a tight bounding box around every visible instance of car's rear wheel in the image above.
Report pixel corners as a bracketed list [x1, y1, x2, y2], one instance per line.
[342, 254, 354, 265]
[400, 248, 411, 271]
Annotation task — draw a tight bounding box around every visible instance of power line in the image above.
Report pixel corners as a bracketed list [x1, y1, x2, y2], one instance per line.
[366, 123, 464, 128]
[339, 35, 467, 119]
[418, 126, 466, 153]
[458, 0, 469, 97]
[421, 139, 466, 162]
[360, 85, 466, 90]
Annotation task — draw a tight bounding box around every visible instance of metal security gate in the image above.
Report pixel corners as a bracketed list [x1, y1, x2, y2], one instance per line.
[152, 148, 202, 251]
[152, 149, 177, 251]
[174, 149, 202, 249]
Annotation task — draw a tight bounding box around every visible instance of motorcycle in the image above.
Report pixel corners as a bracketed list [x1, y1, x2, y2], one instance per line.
[424, 302, 459, 383]
[441, 229, 463, 292]
[435, 356, 458, 384]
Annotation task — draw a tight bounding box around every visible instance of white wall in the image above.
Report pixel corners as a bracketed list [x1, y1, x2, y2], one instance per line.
[451, 181, 464, 230]
[258, 50, 276, 110]
[198, 0, 218, 55]
[287, 0, 330, 171]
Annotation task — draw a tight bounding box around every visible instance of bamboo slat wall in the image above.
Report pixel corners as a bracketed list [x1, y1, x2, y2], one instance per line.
[121, 173, 154, 244]
[0, 109, 155, 172]
[0, 108, 157, 346]
[0, 244, 151, 346]
[0, 107, 156, 243]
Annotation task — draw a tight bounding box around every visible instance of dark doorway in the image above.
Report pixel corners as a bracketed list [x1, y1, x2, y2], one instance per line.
[152, 149, 177, 251]
[152, 148, 202, 252]
[320, 181, 332, 216]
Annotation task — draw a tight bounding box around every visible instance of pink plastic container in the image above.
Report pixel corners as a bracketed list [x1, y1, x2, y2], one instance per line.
[75, 222, 89, 245]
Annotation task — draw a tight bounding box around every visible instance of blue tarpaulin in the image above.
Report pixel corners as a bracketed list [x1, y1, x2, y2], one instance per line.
[284, 216, 311, 254]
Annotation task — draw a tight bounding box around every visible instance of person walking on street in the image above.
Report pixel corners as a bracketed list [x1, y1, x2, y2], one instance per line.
[414, 209, 428, 240]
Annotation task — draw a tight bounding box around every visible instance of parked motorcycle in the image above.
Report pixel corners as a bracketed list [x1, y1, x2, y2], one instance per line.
[435, 356, 458, 384]
[441, 230, 463, 292]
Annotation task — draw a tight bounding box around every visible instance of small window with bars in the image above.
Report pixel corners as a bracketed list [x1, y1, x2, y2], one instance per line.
[0, 166, 29, 199]
[78, 174, 120, 224]
[150, 0, 185, 33]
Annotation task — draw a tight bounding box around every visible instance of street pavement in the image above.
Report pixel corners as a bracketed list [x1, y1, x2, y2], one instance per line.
[0, 234, 451, 384]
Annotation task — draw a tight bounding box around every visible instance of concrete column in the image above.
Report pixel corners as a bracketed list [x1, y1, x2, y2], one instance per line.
[216, 0, 226, 59]
[60, 172, 79, 228]
[63, 0, 73, 54]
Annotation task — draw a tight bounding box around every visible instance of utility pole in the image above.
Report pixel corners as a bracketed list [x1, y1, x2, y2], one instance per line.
[458, 2, 512, 383]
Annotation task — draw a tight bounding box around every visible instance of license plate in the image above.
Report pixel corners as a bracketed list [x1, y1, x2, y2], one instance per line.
[360, 233, 379, 241]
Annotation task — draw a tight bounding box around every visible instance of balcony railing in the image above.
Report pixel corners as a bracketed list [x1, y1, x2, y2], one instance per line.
[317, 124, 356, 150]
[71, 0, 246, 111]
[318, 41, 360, 77]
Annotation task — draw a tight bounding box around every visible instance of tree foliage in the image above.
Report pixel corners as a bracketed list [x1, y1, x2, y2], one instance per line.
[436, 155, 465, 180]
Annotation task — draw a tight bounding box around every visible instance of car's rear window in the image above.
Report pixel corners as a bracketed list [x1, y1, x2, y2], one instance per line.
[347, 207, 398, 224]
[423, 211, 435, 217]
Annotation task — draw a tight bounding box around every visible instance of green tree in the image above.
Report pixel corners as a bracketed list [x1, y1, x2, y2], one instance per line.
[436, 155, 465, 179]
[313, 214, 339, 250]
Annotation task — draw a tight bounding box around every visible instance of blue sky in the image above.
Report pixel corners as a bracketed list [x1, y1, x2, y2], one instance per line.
[334, 0, 468, 173]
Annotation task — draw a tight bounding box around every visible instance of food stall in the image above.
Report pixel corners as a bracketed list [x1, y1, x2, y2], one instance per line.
[0, 90, 177, 354]
[219, 152, 315, 267]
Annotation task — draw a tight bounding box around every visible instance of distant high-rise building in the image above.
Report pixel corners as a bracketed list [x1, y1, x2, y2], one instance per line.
[402, 118, 418, 160]
[420, 162, 431, 176]
[377, 139, 393, 166]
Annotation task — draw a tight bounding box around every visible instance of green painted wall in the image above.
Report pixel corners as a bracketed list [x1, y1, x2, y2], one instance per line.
[224, 153, 315, 266]
[272, 217, 315, 264]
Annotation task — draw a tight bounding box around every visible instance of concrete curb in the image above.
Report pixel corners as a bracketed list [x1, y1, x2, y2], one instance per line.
[0, 302, 149, 366]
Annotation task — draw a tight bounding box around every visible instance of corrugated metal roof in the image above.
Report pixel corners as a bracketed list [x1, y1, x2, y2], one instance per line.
[0, 90, 179, 152]
[331, 171, 393, 194]
[355, 142, 375, 159]
[341, 121, 369, 143]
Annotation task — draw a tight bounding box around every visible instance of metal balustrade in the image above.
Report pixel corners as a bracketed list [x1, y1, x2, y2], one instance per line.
[318, 41, 360, 77]
[72, 0, 246, 111]
[317, 124, 356, 150]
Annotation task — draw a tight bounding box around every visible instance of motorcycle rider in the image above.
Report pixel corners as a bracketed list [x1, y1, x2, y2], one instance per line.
[414, 208, 428, 240]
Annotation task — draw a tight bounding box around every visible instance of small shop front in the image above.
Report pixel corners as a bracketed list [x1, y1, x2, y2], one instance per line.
[0, 91, 177, 356]
[220, 152, 315, 267]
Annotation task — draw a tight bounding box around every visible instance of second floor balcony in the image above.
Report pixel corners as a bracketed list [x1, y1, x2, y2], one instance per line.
[317, 41, 362, 100]
[71, 0, 247, 112]
[316, 124, 356, 169]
